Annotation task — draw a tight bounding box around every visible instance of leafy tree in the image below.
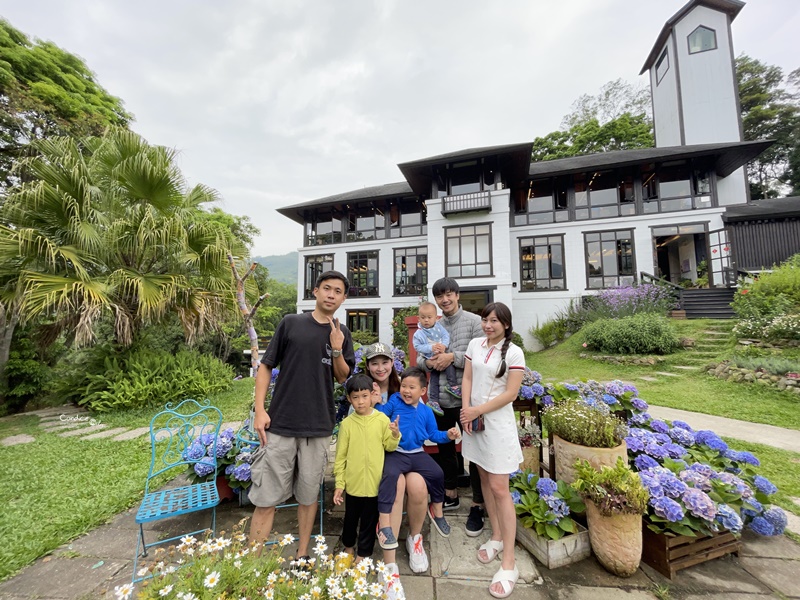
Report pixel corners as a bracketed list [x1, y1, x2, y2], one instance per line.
[736, 54, 800, 199]
[203, 207, 260, 252]
[560, 78, 652, 130]
[0, 20, 131, 188]
[0, 128, 246, 406]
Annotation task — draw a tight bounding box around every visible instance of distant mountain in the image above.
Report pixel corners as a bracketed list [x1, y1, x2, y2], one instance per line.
[253, 252, 298, 284]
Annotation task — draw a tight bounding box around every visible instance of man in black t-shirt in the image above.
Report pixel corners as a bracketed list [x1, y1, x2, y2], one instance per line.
[249, 270, 355, 559]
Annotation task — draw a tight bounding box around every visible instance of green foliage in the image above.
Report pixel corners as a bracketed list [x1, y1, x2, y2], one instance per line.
[511, 331, 526, 352]
[542, 398, 627, 448]
[561, 78, 652, 130]
[732, 254, 800, 340]
[530, 317, 568, 348]
[582, 314, 680, 355]
[391, 305, 421, 354]
[350, 329, 378, 346]
[51, 347, 233, 412]
[0, 332, 51, 415]
[510, 470, 585, 540]
[573, 457, 649, 516]
[730, 354, 800, 375]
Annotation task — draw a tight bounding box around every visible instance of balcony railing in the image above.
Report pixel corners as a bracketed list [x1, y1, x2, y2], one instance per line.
[441, 190, 492, 216]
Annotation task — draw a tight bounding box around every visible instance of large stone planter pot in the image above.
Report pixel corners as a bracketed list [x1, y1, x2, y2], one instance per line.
[515, 519, 591, 569]
[552, 435, 627, 484]
[521, 446, 540, 475]
[584, 500, 642, 577]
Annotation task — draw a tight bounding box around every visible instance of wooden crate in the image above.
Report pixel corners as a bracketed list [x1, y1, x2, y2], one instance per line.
[641, 525, 741, 579]
[516, 520, 591, 569]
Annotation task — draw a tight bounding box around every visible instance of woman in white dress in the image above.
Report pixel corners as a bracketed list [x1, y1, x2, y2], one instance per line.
[459, 303, 524, 599]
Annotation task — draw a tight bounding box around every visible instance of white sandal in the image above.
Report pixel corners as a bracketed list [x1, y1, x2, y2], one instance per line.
[489, 564, 519, 599]
[477, 539, 503, 564]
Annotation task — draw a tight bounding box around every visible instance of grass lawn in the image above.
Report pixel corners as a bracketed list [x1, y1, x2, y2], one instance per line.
[0, 379, 255, 581]
[528, 319, 800, 431]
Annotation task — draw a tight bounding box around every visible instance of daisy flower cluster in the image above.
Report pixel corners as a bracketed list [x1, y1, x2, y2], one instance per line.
[121, 522, 388, 600]
[626, 415, 786, 538]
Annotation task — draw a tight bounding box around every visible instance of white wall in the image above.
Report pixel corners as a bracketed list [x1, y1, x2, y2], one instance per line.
[651, 39, 682, 148]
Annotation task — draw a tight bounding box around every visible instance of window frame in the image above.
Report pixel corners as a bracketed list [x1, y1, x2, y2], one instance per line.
[655, 48, 669, 84]
[394, 246, 428, 297]
[687, 25, 717, 55]
[519, 235, 566, 292]
[584, 229, 637, 290]
[304, 254, 334, 300]
[346, 309, 379, 338]
[347, 250, 380, 297]
[444, 224, 493, 279]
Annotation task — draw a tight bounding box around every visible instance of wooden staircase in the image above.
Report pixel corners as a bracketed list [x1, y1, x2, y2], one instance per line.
[681, 288, 737, 319]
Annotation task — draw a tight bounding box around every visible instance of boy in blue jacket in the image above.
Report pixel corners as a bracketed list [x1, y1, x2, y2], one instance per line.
[373, 366, 459, 550]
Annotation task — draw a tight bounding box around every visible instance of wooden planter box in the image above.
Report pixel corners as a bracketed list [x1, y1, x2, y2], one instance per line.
[516, 520, 591, 569]
[641, 525, 741, 579]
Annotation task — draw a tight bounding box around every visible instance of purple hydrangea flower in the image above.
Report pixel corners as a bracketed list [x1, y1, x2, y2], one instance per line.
[605, 381, 624, 396]
[742, 499, 764, 517]
[634, 454, 659, 470]
[631, 398, 649, 411]
[564, 383, 579, 392]
[658, 473, 688, 499]
[629, 413, 648, 426]
[672, 420, 694, 432]
[511, 490, 522, 504]
[749, 516, 775, 536]
[682, 488, 717, 521]
[194, 456, 216, 477]
[669, 427, 695, 447]
[764, 507, 787, 535]
[664, 443, 687, 459]
[716, 504, 743, 534]
[652, 496, 684, 522]
[645, 442, 670, 460]
[214, 437, 233, 458]
[623, 383, 639, 394]
[689, 463, 715, 477]
[536, 478, 558, 497]
[236, 450, 254, 464]
[184, 440, 206, 461]
[626, 436, 646, 453]
[712, 472, 751, 496]
[542, 395, 554, 407]
[680, 469, 711, 491]
[651, 420, 669, 434]
[225, 464, 235, 475]
[545, 497, 570, 519]
[233, 463, 251, 482]
[653, 432, 672, 444]
[639, 472, 664, 498]
[531, 383, 545, 396]
[271, 368, 280, 380]
[530, 371, 542, 383]
[754, 475, 778, 495]
[199, 433, 215, 446]
[220, 428, 235, 440]
[519, 386, 534, 400]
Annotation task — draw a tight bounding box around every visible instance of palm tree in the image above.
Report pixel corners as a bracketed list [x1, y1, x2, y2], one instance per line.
[0, 128, 246, 387]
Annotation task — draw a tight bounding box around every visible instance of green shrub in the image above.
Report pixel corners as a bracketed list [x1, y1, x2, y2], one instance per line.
[1, 336, 51, 415]
[582, 314, 680, 355]
[51, 348, 234, 412]
[733, 254, 800, 325]
[542, 399, 627, 448]
[530, 318, 568, 348]
[511, 331, 526, 352]
[350, 329, 379, 346]
[391, 305, 421, 353]
[731, 354, 800, 375]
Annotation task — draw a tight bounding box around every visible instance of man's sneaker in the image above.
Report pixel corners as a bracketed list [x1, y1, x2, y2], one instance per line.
[428, 504, 451, 537]
[426, 399, 445, 416]
[380, 562, 406, 600]
[406, 533, 429, 573]
[377, 526, 398, 550]
[444, 385, 462, 399]
[442, 496, 460, 511]
[465, 505, 485, 537]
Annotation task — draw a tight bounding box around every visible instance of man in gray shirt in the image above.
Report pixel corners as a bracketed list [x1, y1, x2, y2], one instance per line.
[418, 277, 486, 536]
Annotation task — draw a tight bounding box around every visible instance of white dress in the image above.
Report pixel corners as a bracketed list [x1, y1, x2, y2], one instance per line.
[461, 337, 525, 474]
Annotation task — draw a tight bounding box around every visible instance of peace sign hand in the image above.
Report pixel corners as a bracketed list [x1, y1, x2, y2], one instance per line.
[327, 317, 345, 354]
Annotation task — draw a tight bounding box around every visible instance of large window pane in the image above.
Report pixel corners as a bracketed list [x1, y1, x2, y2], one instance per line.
[585, 230, 635, 289]
[446, 224, 493, 278]
[304, 254, 334, 299]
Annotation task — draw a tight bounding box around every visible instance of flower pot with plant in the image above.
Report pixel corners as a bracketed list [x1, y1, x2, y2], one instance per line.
[573, 457, 649, 577]
[541, 399, 628, 484]
[510, 470, 590, 569]
[518, 416, 542, 475]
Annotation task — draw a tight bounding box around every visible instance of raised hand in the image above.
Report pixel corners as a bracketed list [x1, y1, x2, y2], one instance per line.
[389, 415, 400, 438]
[328, 317, 345, 355]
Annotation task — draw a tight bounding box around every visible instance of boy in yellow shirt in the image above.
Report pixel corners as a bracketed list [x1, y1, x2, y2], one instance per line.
[333, 374, 403, 598]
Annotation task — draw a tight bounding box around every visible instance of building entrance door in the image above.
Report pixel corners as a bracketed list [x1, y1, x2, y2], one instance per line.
[458, 288, 493, 316]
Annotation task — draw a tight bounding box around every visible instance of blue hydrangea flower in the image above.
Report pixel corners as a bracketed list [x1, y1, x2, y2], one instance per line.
[225, 464, 235, 475]
[519, 386, 534, 400]
[663, 443, 687, 459]
[527, 473, 536, 484]
[753, 475, 778, 496]
[564, 383, 579, 392]
[531, 383, 545, 396]
[194, 457, 216, 477]
[271, 367, 280, 379]
[669, 427, 695, 447]
[763, 507, 787, 535]
[626, 436, 645, 453]
[658, 473, 688, 499]
[623, 384, 639, 394]
[689, 462, 715, 477]
[653, 432, 672, 445]
[716, 504, 743, 534]
[233, 463, 251, 482]
[545, 496, 570, 519]
[236, 450, 254, 464]
[682, 488, 717, 521]
[542, 395, 554, 407]
[601, 394, 619, 406]
[742, 499, 764, 517]
[651, 496, 684, 522]
[680, 469, 711, 491]
[536, 478, 558, 497]
[639, 472, 664, 498]
[628, 413, 648, 426]
[199, 433, 215, 446]
[511, 490, 522, 505]
[605, 381, 624, 396]
[645, 442, 669, 460]
[736, 451, 760, 466]
[214, 437, 233, 458]
[695, 430, 728, 452]
[749, 516, 775, 536]
[634, 454, 659, 471]
[530, 371, 542, 383]
[220, 428, 235, 440]
[650, 420, 669, 434]
[631, 398, 649, 411]
[712, 472, 751, 497]
[184, 440, 206, 461]
[672, 420, 694, 432]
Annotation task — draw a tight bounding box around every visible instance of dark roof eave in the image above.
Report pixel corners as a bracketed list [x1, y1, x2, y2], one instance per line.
[640, 0, 745, 75]
[527, 140, 773, 180]
[722, 196, 800, 222]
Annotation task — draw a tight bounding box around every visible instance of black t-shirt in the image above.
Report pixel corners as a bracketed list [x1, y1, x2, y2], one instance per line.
[261, 312, 355, 437]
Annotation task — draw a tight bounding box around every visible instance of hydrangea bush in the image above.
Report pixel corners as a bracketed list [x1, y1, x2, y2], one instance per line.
[183, 428, 237, 485]
[121, 525, 388, 600]
[625, 414, 786, 538]
[510, 470, 585, 540]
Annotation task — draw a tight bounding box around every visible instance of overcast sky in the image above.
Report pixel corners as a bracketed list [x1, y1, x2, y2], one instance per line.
[2, 1, 798, 257]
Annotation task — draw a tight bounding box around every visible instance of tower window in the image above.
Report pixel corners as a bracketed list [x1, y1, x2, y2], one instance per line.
[655, 48, 669, 84]
[688, 26, 717, 54]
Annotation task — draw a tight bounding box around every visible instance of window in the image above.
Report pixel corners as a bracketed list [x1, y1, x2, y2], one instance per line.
[435, 157, 499, 197]
[347, 250, 379, 297]
[520, 236, 565, 291]
[305, 211, 342, 246]
[585, 230, 636, 289]
[395, 247, 427, 296]
[389, 199, 427, 239]
[688, 26, 717, 54]
[304, 254, 334, 299]
[574, 171, 636, 220]
[513, 178, 569, 225]
[656, 48, 669, 84]
[641, 162, 714, 213]
[347, 206, 385, 242]
[445, 224, 492, 278]
[347, 309, 378, 338]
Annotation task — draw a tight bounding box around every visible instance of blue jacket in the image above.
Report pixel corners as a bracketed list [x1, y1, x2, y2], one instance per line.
[375, 393, 450, 452]
[413, 321, 450, 359]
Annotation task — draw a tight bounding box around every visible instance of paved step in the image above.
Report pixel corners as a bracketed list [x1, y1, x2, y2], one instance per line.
[59, 424, 108, 437]
[654, 371, 682, 377]
[81, 427, 130, 440]
[673, 365, 701, 370]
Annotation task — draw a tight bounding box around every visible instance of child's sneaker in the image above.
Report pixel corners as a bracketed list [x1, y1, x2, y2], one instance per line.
[377, 526, 398, 550]
[428, 504, 451, 537]
[426, 399, 445, 416]
[444, 385, 462, 399]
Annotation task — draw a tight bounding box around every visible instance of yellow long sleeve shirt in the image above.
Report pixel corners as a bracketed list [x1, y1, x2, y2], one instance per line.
[334, 409, 400, 497]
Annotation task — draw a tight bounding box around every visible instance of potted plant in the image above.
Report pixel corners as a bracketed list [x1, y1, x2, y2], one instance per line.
[541, 398, 628, 484]
[182, 427, 238, 500]
[573, 458, 649, 577]
[509, 470, 590, 569]
[517, 416, 542, 474]
[120, 524, 388, 599]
